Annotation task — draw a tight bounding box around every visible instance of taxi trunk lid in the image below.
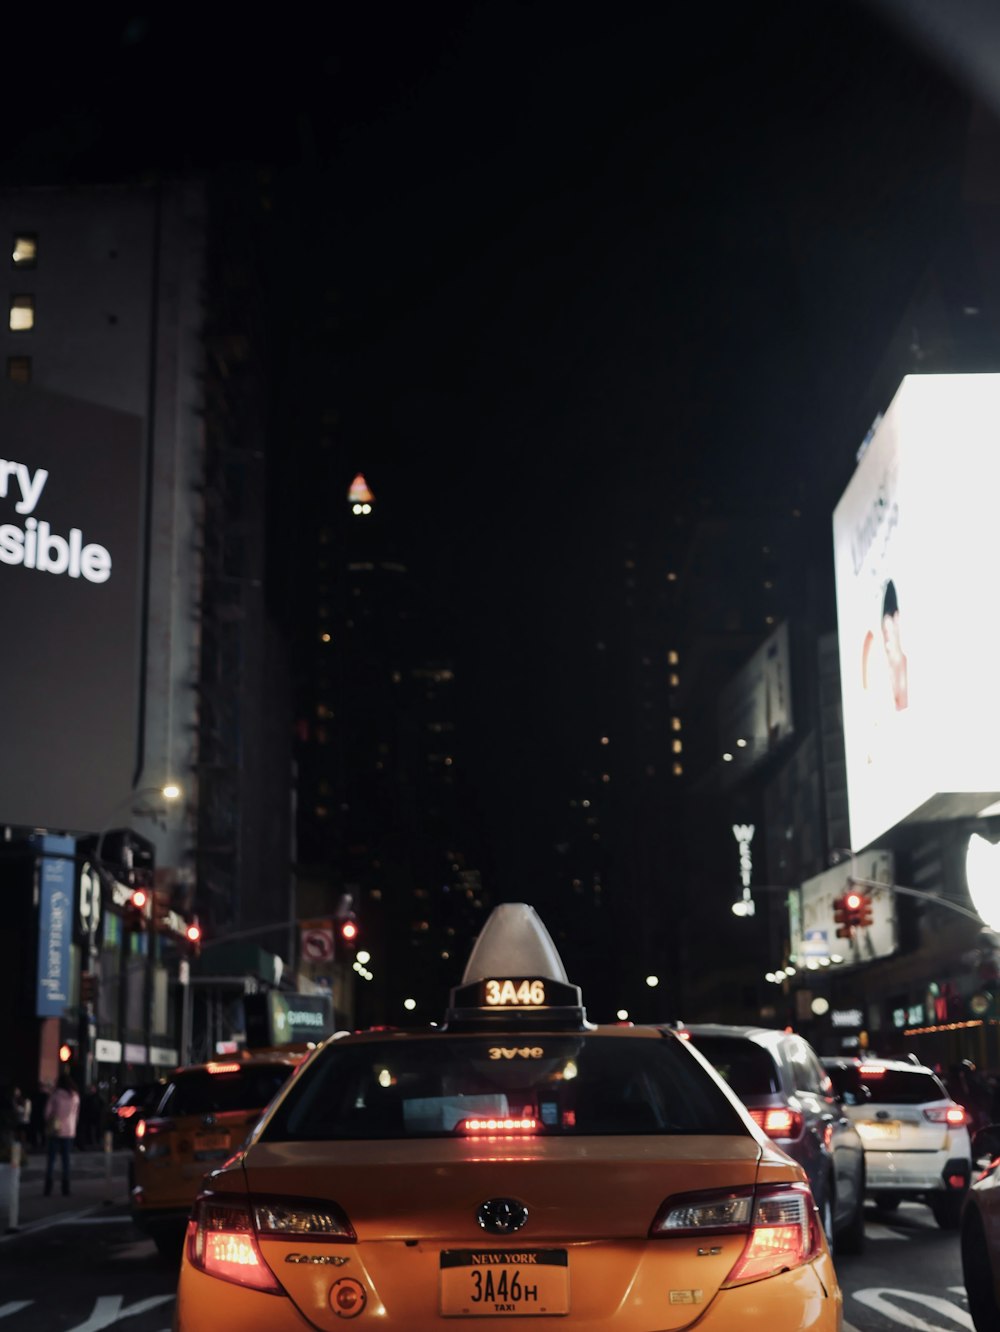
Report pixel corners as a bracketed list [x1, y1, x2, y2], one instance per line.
[244, 1135, 766, 1329]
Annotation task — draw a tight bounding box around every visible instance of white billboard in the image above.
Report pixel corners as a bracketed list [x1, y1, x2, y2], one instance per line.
[790, 851, 897, 967]
[833, 374, 1000, 850]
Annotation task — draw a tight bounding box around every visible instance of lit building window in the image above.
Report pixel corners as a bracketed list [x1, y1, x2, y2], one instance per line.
[672, 762, 683, 776]
[666, 571, 678, 582]
[667, 650, 679, 665]
[600, 735, 609, 746]
[601, 773, 610, 783]
[6, 356, 30, 384]
[672, 739, 683, 754]
[9, 295, 34, 331]
[765, 615, 775, 625]
[669, 672, 680, 687]
[671, 717, 681, 732]
[11, 234, 36, 268]
[320, 631, 331, 643]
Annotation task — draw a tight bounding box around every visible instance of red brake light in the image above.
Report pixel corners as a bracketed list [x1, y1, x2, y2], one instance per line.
[924, 1106, 968, 1126]
[458, 1117, 538, 1134]
[651, 1182, 819, 1283]
[861, 1066, 886, 1077]
[188, 1195, 282, 1293]
[117, 1105, 137, 1119]
[206, 1062, 242, 1075]
[677, 1030, 691, 1040]
[134, 1119, 146, 1140]
[748, 1107, 803, 1139]
[725, 1185, 820, 1285]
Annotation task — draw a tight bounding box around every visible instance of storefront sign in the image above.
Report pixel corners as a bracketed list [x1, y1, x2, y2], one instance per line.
[34, 833, 75, 1017]
[831, 1008, 863, 1029]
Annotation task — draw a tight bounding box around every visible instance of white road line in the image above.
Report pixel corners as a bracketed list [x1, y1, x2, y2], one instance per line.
[0, 1206, 98, 1243]
[853, 1287, 974, 1329]
[0, 1305, 33, 1321]
[65, 1295, 173, 1332]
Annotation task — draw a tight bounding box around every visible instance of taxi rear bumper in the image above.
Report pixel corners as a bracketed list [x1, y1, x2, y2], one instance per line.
[174, 1250, 841, 1331]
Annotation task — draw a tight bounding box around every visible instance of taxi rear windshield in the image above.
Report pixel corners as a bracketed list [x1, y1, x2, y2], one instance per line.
[157, 1066, 295, 1118]
[261, 1035, 746, 1141]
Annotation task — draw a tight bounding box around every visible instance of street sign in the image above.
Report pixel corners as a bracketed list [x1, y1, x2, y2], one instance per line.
[300, 920, 335, 963]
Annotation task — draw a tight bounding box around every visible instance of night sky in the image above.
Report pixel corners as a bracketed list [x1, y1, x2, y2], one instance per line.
[0, 4, 981, 899]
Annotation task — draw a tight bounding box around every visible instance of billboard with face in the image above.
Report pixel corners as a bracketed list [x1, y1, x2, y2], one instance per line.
[0, 383, 143, 831]
[833, 373, 1000, 850]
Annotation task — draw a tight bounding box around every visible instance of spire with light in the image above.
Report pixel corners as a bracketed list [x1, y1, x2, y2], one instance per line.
[348, 473, 374, 516]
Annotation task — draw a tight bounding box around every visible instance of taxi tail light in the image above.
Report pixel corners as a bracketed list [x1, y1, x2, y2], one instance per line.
[651, 1183, 819, 1285]
[924, 1106, 968, 1126]
[748, 1107, 804, 1139]
[724, 1184, 820, 1285]
[135, 1117, 173, 1158]
[252, 1197, 356, 1241]
[188, 1194, 283, 1294]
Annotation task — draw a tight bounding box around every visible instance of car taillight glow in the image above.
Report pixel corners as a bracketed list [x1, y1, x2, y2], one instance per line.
[134, 1119, 146, 1140]
[188, 1196, 283, 1293]
[458, 1117, 538, 1134]
[206, 1062, 242, 1075]
[923, 1106, 967, 1126]
[748, 1107, 803, 1139]
[651, 1182, 819, 1283]
[116, 1105, 137, 1119]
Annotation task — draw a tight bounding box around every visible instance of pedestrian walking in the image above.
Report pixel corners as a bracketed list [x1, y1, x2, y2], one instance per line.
[43, 1073, 80, 1196]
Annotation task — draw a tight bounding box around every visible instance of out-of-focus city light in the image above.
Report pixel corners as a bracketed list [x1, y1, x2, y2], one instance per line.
[162, 783, 181, 800]
[784, 965, 796, 976]
[722, 752, 733, 762]
[645, 975, 659, 988]
[357, 950, 371, 964]
[616, 1009, 628, 1021]
[811, 997, 830, 1016]
[736, 738, 747, 748]
[403, 998, 416, 1011]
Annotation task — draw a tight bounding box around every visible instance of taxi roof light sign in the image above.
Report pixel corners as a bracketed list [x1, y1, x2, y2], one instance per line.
[461, 903, 568, 984]
[445, 903, 588, 1031]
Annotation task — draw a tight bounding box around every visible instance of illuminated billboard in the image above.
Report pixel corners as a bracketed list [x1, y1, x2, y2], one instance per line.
[833, 374, 1000, 850]
[0, 384, 143, 831]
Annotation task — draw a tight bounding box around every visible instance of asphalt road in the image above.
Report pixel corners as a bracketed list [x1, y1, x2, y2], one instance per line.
[0, 1192, 971, 1331]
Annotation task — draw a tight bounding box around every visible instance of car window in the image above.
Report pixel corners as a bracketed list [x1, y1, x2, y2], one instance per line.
[158, 1066, 294, 1117]
[683, 1035, 780, 1097]
[785, 1037, 825, 1095]
[858, 1068, 947, 1105]
[262, 1035, 747, 1140]
[823, 1062, 867, 1105]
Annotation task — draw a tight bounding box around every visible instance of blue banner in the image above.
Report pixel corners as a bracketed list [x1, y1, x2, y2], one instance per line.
[34, 833, 75, 1017]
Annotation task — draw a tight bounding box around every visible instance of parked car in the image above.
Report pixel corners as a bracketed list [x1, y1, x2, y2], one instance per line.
[960, 1123, 1000, 1332]
[681, 1024, 866, 1254]
[822, 1055, 971, 1229]
[131, 1049, 307, 1256]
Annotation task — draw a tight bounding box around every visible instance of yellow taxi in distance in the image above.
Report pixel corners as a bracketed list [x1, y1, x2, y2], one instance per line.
[173, 904, 842, 1329]
[132, 1047, 307, 1256]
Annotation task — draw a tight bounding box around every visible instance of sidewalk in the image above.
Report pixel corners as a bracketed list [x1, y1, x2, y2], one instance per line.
[2, 1146, 132, 1236]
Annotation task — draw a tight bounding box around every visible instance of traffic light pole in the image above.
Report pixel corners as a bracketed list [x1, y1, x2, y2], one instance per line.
[849, 876, 988, 927]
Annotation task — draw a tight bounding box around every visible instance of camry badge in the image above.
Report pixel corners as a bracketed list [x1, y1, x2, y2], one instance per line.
[477, 1198, 529, 1234]
[285, 1253, 350, 1266]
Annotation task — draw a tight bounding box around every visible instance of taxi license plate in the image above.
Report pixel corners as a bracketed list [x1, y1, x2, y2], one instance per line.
[860, 1121, 900, 1140]
[193, 1132, 230, 1156]
[440, 1250, 568, 1316]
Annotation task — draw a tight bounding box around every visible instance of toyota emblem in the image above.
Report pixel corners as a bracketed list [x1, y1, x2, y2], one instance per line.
[477, 1197, 528, 1235]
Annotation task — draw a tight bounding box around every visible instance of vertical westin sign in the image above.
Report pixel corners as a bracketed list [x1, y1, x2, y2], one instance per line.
[35, 833, 75, 1017]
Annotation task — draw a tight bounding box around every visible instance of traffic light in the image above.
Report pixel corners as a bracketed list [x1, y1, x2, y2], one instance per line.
[856, 893, 874, 928]
[125, 887, 149, 932]
[185, 918, 202, 958]
[339, 915, 359, 950]
[844, 890, 864, 929]
[833, 895, 852, 939]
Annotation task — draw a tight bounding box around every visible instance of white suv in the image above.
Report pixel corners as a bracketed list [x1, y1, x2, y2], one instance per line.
[823, 1056, 972, 1229]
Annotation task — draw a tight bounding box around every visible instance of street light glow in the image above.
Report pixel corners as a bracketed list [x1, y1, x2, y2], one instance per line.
[403, 998, 416, 1011]
[162, 783, 182, 800]
[616, 1008, 629, 1021]
[357, 950, 371, 964]
[645, 975, 659, 988]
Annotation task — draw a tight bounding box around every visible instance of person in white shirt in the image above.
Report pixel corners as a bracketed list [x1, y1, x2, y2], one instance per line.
[43, 1073, 80, 1197]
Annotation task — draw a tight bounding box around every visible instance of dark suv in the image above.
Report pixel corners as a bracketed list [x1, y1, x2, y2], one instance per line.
[681, 1024, 866, 1255]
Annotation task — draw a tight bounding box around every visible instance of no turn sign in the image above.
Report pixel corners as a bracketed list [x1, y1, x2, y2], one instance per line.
[300, 921, 335, 963]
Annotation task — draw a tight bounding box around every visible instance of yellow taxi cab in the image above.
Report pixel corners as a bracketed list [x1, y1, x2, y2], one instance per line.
[132, 1047, 307, 1256]
[173, 904, 842, 1329]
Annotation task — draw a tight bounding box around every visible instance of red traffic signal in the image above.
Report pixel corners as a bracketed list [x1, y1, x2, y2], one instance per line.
[132, 888, 148, 911]
[339, 916, 359, 949]
[832, 894, 852, 939]
[856, 893, 874, 928]
[126, 888, 149, 931]
[58, 1043, 73, 1063]
[186, 922, 201, 944]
